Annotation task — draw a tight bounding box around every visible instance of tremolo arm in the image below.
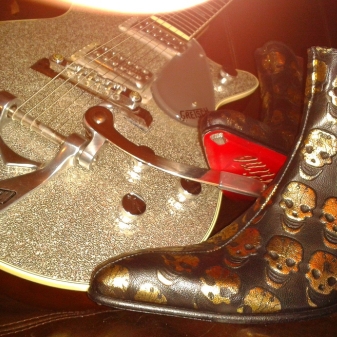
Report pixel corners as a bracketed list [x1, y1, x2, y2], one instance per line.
[0, 91, 266, 212]
[83, 106, 266, 197]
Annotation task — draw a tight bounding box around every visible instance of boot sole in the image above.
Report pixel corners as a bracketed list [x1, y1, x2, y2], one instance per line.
[89, 291, 337, 324]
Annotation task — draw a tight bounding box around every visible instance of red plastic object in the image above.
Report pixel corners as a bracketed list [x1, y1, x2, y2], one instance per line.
[203, 130, 287, 199]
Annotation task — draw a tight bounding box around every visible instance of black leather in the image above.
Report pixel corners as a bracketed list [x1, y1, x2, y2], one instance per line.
[200, 41, 304, 156]
[88, 47, 337, 323]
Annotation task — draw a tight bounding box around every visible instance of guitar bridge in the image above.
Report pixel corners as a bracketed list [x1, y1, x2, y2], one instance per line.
[31, 48, 153, 131]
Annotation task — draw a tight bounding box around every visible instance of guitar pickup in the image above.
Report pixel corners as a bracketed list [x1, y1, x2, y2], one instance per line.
[31, 55, 153, 131]
[119, 17, 187, 59]
[68, 42, 153, 91]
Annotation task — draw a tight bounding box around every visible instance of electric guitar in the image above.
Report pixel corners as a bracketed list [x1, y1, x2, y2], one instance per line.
[0, 0, 258, 291]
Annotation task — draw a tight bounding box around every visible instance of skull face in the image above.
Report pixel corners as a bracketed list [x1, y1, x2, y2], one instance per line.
[261, 51, 286, 75]
[96, 264, 130, 298]
[328, 76, 337, 107]
[320, 198, 337, 249]
[237, 287, 281, 314]
[280, 182, 316, 233]
[306, 251, 337, 306]
[134, 283, 167, 304]
[300, 129, 337, 180]
[162, 254, 199, 274]
[225, 228, 262, 268]
[200, 266, 241, 305]
[264, 235, 303, 288]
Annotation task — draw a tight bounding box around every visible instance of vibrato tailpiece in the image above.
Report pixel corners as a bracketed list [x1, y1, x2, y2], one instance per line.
[0, 91, 266, 211]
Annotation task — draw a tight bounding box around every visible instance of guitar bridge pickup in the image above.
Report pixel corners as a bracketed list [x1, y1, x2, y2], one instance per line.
[31, 56, 153, 131]
[68, 43, 153, 91]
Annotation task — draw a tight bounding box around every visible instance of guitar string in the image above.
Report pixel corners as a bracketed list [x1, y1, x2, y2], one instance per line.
[20, 0, 226, 119]
[169, 0, 229, 34]
[26, 21, 155, 127]
[157, 9, 206, 36]
[19, 0, 223, 124]
[18, 0, 227, 118]
[190, 0, 232, 38]
[19, 11, 179, 122]
[15, 0, 229, 146]
[16, 16, 155, 120]
[21, 11, 189, 140]
[157, 1, 225, 37]
[48, 13, 185, 133]
[39, 3, 222, 140]
[18, 2, 221, 139]
[183, 0, 229, 33]
[15, 12, 176, 142]
[19, 10, 189, 131]
[53, 19, 181, 134]
[16, 1, 212, 116]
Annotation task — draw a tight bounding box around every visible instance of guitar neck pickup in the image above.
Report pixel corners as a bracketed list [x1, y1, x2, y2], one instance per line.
[119, 17, 187, 59]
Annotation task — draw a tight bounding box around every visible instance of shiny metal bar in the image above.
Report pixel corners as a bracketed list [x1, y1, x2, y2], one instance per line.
[84, 106, 267, 197]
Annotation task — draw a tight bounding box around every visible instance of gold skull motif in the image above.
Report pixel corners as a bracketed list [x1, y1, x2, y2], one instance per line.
[280, 182, 316, 233]
[306, 59, 327, 97]
[264, 235, 303, 288]
[96, 264, 130, 297]
[306, 251, 337, 303]
[200, 266, 241, 305]
[162, 254, 199, 273]
[225, 228, 262, 268]
[134, 283, 167, 304]
[261, 51, 286, 75]
[237, 287, 281, 314]
[300, 129, 337, 180]
[328, 76, 337, 107]
[320, 198, 337, 249]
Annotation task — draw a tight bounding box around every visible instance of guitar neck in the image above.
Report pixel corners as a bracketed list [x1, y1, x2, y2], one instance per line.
[152, 0, 232, 40]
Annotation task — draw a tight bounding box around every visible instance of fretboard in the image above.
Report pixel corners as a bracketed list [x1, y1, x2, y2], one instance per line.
[152, 0, 232, 40]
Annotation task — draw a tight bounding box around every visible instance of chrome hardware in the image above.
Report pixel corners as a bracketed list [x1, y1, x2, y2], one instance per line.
[0, 92, 105, 211]
[70, 44, 153, 90]
[0, 92, 41, 169]
[42, 55, 153, 130]
[217, 67, 238, 87]
[50, 53, 65, 64]
[77, 108, 106, 170]
[84, 106, 267, 197]
[0, 133, 87, 211]
[0, 89, 264, 214]
[131, 146, 155, 174]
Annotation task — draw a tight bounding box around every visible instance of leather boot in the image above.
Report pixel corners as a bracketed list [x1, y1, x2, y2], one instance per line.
[88, 47, 337, 323]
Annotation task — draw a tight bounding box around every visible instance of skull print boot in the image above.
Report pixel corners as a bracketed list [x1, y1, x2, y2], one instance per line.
[88, 47, 337, 324]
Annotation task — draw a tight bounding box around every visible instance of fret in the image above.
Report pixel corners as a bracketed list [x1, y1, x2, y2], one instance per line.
[155, 0, 233, 39]
[162, 14, 200, 37]
[150, 15, 191, 41]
